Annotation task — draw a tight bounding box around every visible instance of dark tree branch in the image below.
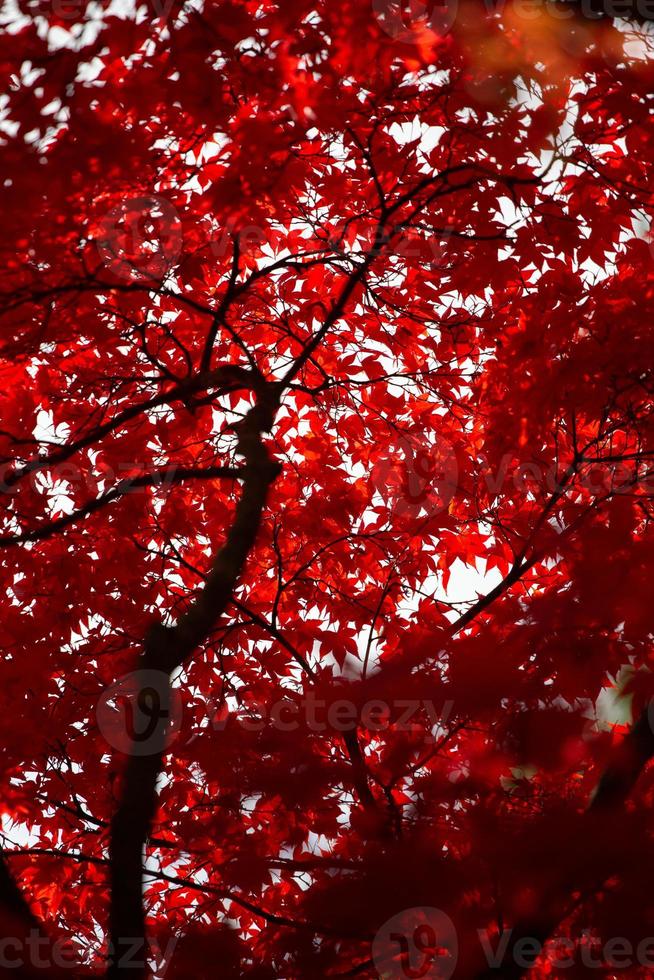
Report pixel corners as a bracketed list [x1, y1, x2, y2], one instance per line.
[0, 366, 255, 492]
[107, 388, 281, 977]
[0, 846, 69, 978]
[0, 465, 242, 547]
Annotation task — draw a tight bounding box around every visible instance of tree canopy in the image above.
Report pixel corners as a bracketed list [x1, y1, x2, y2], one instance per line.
[1, 2, 654, 977]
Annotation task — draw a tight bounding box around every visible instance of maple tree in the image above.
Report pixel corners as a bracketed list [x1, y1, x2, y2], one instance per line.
[1, 1, 654, 977]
